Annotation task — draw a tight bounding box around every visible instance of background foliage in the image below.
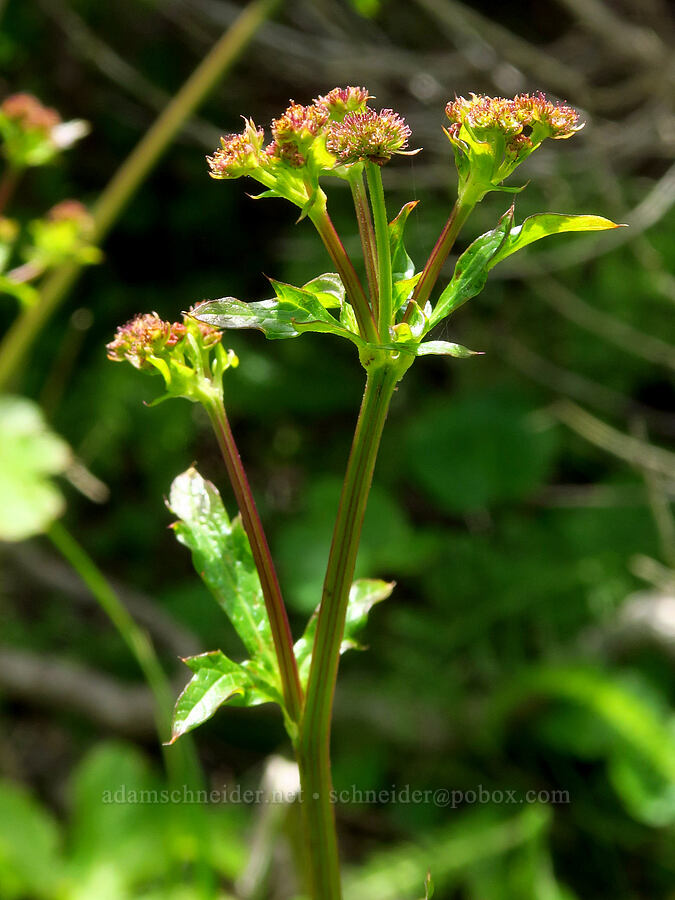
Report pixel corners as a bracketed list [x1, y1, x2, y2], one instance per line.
[0, 0, 673, 897]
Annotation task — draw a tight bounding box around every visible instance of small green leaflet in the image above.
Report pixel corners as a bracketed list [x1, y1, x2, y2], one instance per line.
[168, 468, 277, 670]
[294, 579, 394, 686]
[487, 213, 621, 269]
[169, 651, 282, 743]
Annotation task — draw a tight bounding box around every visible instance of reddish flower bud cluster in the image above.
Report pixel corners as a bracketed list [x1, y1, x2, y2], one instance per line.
[326, 107, 411, 166]
[1, 93, 61, 134]
[106, 312, 221, 369]
[207, 120, 265, 180]
[446, 92, 581, 141]
[206, 86, 412, 182]
[314, 86, 370, 121]
[268, 101, 329, 167]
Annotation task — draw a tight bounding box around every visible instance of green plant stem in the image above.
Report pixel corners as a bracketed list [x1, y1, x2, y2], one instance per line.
[0, 0, 279, 393]
[297, 362, 400, 900]
[204, 396, 303, 724]
[349, 170, 379, 312]
[47, 521, 193, 778]
[365, 162, 393, 341]
[404, 194, 476, 320]
[310, 206, 378, 344]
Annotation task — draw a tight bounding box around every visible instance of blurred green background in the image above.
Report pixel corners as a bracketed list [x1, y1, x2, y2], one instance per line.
[0, 0, 674, 898]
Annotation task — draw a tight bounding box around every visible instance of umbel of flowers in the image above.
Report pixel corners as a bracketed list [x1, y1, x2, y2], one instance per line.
[107, 311, 237, 406]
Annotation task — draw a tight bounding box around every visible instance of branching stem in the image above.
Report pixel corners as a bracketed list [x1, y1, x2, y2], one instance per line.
[205, 397, 303, 724]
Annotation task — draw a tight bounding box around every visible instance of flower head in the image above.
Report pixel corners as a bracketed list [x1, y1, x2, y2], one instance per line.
[1, 93, 60, 133]
[106, 313, 175, 369]
[444, 91, 583, 199]
[107, 310, 234, 404]
[314, 86, 371, 121]
[326, 107, 412, 166]
[269, 101, 329, 166]
[207, 119, 265, 180]
[0, 93, 88, 168]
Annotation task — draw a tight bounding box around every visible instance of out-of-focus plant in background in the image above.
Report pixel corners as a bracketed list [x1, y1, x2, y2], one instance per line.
[0, 1, 674, 898]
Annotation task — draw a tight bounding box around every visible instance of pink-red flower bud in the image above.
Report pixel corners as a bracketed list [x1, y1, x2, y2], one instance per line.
[326, 107, 411, 166]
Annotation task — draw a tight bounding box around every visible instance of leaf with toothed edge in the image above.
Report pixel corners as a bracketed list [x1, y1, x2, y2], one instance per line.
[193, 278, 363, 345]
[167, 467, 278, 673]
[169, 650, 282, 744]
[294, 579, 395, 687]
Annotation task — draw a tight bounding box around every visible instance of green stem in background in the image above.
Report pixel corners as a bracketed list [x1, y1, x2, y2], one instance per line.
[404, 192, 477, 321]
[310, 205, 378, 344]
[365, 162, 393, 341]
[47, 521, 200, 786]
[298, 363, 400, 900]
[204, 395, 303, 724]
[348, 170, 379, 313]
[0, 0, 279, 393]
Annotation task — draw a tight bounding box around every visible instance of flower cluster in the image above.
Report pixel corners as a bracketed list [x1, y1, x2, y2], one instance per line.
[445, 92, 583, 200]
[25, 199, 101, 273]
[206, 87, 412, 213]
[207, 119, 265, 180]
[446, 92, 581, 142]
[1, 93, 61, 134]
[107, 311, 235, 405]
[326, 107, 412, 166]
[314, 86, 371, 121]
[268, 101, 329, 167]
[0, 93, 88, 168]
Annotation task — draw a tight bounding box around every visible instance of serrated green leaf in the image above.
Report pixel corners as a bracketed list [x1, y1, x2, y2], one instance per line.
[302, 272, 345, 308]
[193, 296, 300, 339]
[170, 651, 273, 742]
[295, 579, 394, 685]
[416, 341, 482, 358]
[488, 213, 621, 269]
[0, 395, 71, 541]
[428, 209, 513, 329]
[167, 468, 278, 671]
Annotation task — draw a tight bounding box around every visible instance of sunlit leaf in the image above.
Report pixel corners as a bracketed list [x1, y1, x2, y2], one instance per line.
[488, 213, 621, 269]
[169, 651, 279, 742]
[168, 468, 277, 670]
[416, 341, 482, 358]
[295, 579, 394, 685]
[428, 209, 513, 328]
[193, 296, 300, 339]
[0, 395, 71, 541]
[302, 272, 345, 308]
